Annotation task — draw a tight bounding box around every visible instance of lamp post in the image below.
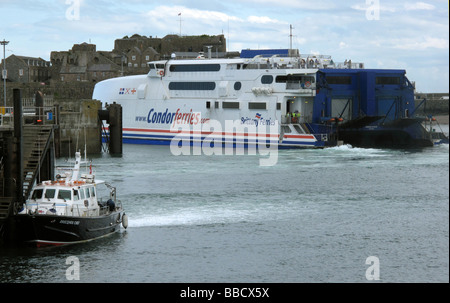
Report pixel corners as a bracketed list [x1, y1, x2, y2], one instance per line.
[1, 39, 9, 108]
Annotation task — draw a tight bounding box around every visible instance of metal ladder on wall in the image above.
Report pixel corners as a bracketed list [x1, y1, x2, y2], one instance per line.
[0, 125, 54, 226]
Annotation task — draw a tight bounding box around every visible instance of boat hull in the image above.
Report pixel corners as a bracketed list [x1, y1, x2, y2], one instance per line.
[14, 211, 124, 247]
[337, 118, 434, 148]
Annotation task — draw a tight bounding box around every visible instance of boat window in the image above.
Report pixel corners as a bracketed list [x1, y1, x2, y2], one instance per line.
[58, 190, 72, 201]
[73, 189, 80, 201]
[31, 189, 43, 200]
[90, 187, 96, 198]
[222, 102, 240, 109]
[44, 189, 56, 199]
[169, 64, 220, 72]
[376, 76, 400, 85]
[261, 75, 273, 84]
[79, 188, 85, 199]
[281, 126, 291, 134]
[234, 82, 242, 91]
[249, 102, 267, 110]
[84, 188, 90, 198]
[169, 82, 216, 90]
[326, 76, 352, 85]
[293, 125, 305, 134]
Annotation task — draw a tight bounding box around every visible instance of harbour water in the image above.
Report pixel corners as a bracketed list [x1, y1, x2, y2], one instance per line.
[1, 126, 448, 283]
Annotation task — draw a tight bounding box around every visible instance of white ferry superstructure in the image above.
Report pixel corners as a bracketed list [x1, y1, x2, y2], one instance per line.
[93, 51, 342, 148]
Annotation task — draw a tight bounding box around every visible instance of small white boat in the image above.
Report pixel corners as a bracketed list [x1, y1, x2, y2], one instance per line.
[15, 151, 128, 247]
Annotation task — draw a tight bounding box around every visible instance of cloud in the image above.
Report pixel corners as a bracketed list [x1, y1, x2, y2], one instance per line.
[393, 37, 449, 50]
[404, 2, 435, 11]
[350, 3, 396, 13]
[145, 5, 241, 24]
[339, 42, 348, 49]
[247, 16, 285, 24]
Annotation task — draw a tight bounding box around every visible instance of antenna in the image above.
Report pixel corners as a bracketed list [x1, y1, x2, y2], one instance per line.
[178, 13, 182, 36]
[289, 24, 293, 51]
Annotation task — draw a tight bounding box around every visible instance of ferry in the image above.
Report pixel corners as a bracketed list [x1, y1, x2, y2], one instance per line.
[93, 49, 436, 149]
[15, 151, 128, 247]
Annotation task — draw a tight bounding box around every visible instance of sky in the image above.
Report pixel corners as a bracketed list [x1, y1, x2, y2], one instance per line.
[0, 0, 448, 93]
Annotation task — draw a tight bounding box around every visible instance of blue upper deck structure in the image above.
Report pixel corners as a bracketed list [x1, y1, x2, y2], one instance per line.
[314, 69, 416, 124]
[309, 68, 436, 148]
[240, 49, 290, 58]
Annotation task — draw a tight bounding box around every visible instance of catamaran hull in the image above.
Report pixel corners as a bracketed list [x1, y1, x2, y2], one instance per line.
[337, 119, 434, 148]
[14, 211, 125, 247]
[102, 126, 335, 149]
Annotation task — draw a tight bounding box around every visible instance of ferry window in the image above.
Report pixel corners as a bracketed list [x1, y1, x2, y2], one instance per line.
[261, 75, 273, 84]
[206, 101, 211, 109]
[376, 77, 400, 85]
[282, 126, 291, 134]
[58, 190, 72, 201]
[249, 102, 267, 110]
[277, 103, 281, 110]
[326, 76, 352, 85]
[215, 101, 219, 109]
[234, 82, 242, 90]
[222, 102, 240, 109]
[169, 82, 216, 90]
[31, 189, 43, 200]
[293, 125, 305, 134]
[84, 188, 90, 198]
[44, 189, 56, 199]
[276, 76, 287, 83]
[169, 64, 220, 72]
[276, 75, 303, 83]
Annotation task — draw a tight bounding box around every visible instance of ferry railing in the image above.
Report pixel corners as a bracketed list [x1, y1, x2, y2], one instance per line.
[281, 116, 311, 124]
[244, 55, 364, 70]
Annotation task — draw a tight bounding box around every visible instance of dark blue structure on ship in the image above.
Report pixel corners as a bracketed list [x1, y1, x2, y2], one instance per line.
[310, 68, 433, 148]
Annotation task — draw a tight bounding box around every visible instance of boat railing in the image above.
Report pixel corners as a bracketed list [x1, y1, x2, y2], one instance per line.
[98, 197, 123, 216]
[281, 116, 312, 124]
[243, 54, 363, 70]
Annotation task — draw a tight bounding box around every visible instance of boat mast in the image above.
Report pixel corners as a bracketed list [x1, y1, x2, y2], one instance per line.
[290, 24, 293, 51]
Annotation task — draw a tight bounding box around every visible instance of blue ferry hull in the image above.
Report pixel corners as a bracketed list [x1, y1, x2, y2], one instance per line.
[337, 118, 433, 148]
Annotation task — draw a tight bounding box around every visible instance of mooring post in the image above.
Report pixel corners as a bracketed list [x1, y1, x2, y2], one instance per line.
[108, 103, 123, 156]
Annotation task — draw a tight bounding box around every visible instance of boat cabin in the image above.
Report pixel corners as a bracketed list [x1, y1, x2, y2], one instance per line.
[25, 177, 102, 217]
